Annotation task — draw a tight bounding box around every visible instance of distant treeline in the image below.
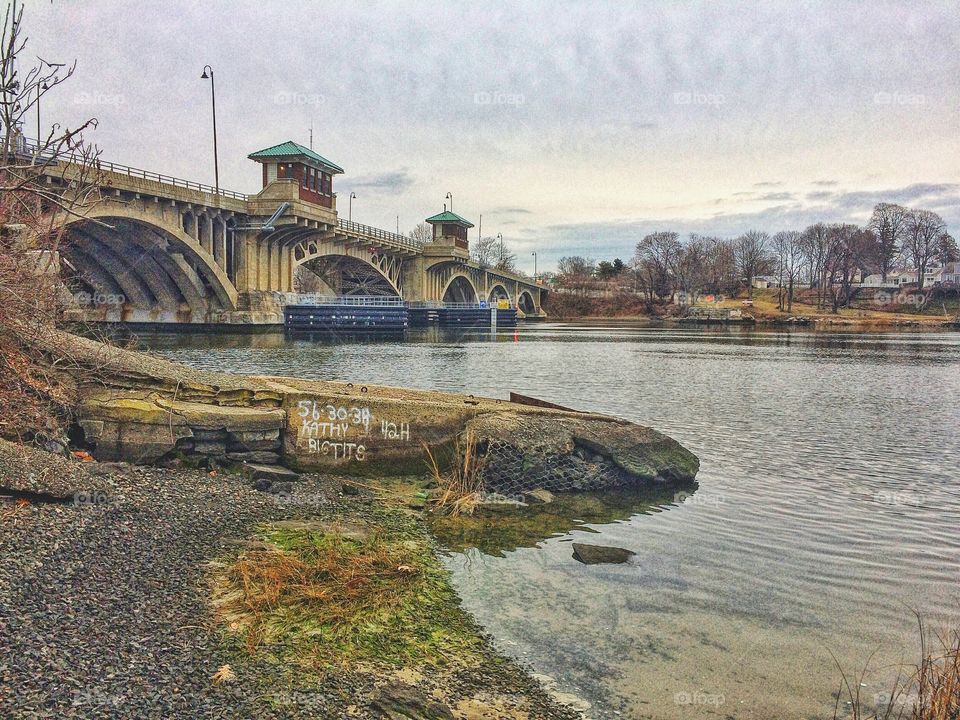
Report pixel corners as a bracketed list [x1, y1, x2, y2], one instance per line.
[546, 203, 957, 313]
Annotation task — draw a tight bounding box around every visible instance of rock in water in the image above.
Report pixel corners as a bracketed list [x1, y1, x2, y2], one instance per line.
[572, 542, 636, 565]
[370, 681, 454, 719]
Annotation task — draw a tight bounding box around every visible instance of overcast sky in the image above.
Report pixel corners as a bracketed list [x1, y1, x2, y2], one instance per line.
[23, 0, 960, 272]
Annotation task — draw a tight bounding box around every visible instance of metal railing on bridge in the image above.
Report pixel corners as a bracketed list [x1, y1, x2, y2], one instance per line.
[408, 300, 514, 309]
[8, 134, 434, 239]
[282, 295, 514, 310]
[337, 218, 423, 252]
[11, 134, 250, 200]
[282, 294, 406, 307]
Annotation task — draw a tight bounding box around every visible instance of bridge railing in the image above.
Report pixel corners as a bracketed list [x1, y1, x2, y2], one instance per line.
[337, 218, 423, 252]
[282, 294, 406, 307]
[408, 301, 513, 309]
[283, 295, 515, 309]
[13, 135, 250, 201]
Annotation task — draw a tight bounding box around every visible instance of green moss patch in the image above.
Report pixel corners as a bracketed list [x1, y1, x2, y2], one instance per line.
[211, 518, 483, 670]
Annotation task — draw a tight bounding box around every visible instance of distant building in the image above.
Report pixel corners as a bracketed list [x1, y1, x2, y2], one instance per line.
[942, 262, 960, 285]
[923, 267, 943, 286]
[863, 267, 944, 288]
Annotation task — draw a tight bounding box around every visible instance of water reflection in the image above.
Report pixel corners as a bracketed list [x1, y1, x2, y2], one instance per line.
[427, 485, 690, 557]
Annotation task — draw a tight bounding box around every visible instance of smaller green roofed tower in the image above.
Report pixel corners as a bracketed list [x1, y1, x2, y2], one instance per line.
[424, 208, 474, 253]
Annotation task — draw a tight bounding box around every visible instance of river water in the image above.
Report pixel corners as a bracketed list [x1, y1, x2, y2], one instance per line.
[135, 324, 960, 719]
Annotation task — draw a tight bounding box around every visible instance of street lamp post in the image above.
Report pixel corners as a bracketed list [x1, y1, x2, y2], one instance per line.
[445, 192, 453, 211]
[496, 232, 503, 268]
[35, 81, 48, 141]
[532, 251, 537, 281]
[349, 192, 357, 221]
[200, 65, 219, 194]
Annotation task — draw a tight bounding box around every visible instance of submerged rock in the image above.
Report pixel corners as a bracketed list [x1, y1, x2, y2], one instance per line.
[572, 542, 636, 565]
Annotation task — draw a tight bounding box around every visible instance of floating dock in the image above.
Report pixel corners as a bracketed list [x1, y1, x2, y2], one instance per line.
[284, 297, 517, 332]
[284, 297, 408, 332]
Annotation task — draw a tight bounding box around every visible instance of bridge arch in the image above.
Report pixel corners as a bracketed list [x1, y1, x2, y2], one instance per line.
[296, 253, 400, 297]
[442, 274, 479, 304]
[291, 233, 402, 298]
[517, 289, 537, 315]
[488, 283, 511, 303]
[61, 208, 238, 323]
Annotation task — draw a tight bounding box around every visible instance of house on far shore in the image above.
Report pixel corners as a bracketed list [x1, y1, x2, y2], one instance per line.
[862, 267, 946, 288]
[923, 267, 944, 286]
[752, 275, 780, 289]
[939, 263, 959, 285]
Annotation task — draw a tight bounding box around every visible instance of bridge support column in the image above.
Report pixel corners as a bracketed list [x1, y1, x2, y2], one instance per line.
[399, 256, 428, 303]
[199, 214, 213, 255]
[258, 239, 270, 290]
[232, 232, 257, 292]
[214, 222, 227, 271]
[280, 245, 293, 292]
[271, 243, 282, 291]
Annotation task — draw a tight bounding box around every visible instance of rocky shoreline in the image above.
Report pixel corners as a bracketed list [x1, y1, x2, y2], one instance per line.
[0, 440, 584, 719]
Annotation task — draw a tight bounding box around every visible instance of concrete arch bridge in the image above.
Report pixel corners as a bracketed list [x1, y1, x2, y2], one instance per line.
[39, 139, 544, 324]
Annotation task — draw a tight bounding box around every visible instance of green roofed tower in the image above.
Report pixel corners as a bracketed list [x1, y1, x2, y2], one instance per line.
[424, 208, 473, 255]
[248, 141, 343, 209]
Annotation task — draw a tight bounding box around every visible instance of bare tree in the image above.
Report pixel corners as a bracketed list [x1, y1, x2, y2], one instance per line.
[867, 203, 908, 281]
[634, 231, 680, 301]
[493, 240, 517, 273]
[822, 224, 867, 312]
[772, 230, 802, 312]
[935, 232, 959, 266]
[734, 230, 770, 299]
[904, 209, 946, 290]
[672, 235, 709, 305]
[408, 222, 432, 245]
[0, 0, 102, 440]
[470, 235, 498, 269]
[556, 255, 595, 294]
[800, 223, 830, 308]
[699, 236, 738, 296]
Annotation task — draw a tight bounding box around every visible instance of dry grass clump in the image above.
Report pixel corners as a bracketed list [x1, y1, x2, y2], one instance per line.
[833, 615, 960, 720]
[912, 624, 960, 720]
[211, 527, 481, 668]
[423, 431, 486, 517]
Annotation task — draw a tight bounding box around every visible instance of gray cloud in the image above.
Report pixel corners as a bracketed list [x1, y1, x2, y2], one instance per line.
[345, 170, 414, 194]
[489, 206, 533, 215]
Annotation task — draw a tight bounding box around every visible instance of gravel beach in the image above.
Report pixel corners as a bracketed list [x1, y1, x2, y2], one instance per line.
[0, 443, 583, 719]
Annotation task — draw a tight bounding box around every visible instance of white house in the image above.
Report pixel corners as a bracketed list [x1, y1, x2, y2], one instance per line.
[923, 267, 943, 286]
[942, 262, 960, 285]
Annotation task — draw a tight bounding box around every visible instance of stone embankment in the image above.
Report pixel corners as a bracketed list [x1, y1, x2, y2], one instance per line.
[45, 331, 699, 493]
